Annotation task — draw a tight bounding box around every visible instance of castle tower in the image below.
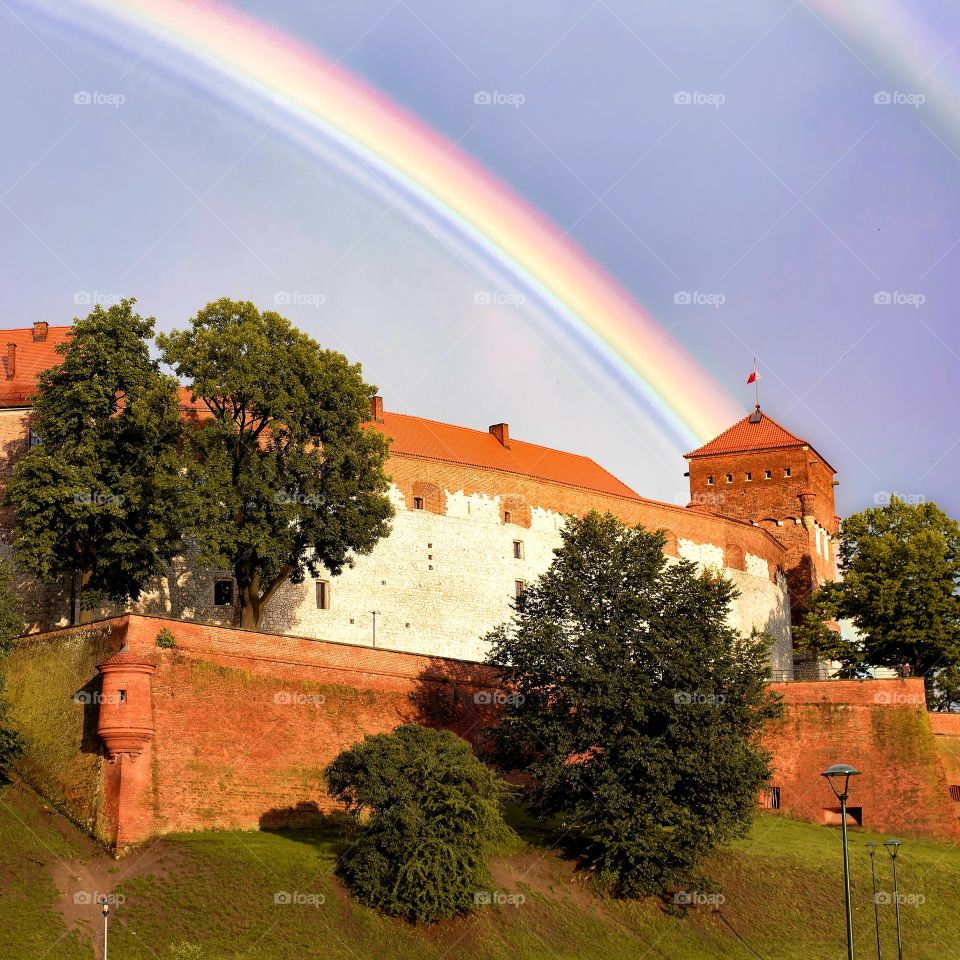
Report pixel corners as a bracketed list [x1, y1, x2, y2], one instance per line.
[684, 406, 839, 626]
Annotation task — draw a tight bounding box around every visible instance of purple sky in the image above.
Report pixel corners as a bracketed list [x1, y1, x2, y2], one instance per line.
[2, 0, 959, 519]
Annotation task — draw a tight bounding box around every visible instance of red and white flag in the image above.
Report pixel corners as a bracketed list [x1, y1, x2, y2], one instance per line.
[746, 366, 761, 384]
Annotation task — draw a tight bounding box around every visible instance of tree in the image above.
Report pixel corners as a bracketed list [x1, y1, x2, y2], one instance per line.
[157, 299, 393, 628]
[5, 301, 186, 622]
[795, 496, 960, 709]
[0, 560, 26, 774]
[326, 724, 507, 922]
[485, 511, 781, 897]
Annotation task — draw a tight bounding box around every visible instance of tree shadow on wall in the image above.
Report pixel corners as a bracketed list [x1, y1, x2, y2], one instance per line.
[258, 802, 358, 858]
[75, 676, 105, 756]
[407, 657, 503, 751]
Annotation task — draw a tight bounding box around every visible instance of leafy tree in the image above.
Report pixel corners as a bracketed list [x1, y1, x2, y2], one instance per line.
[0, 560, 26, 774]
[795, 496, 960, 709]
[326, 724, 507, 922]
[158, 299, 393, 628]
[5, 301, 185, 622]
[485, 511, 781, 897]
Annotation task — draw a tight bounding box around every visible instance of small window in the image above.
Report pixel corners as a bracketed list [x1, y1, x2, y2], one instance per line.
[214, 580, 233, 606]
[784, 467, 792, 478]
[315, 580, 330, 610]
[745, 472, 752, 481]
[513, 540, 524, 559]
[118, 689, 126, 703]
[770, 786, 781, 809]
[706, 475, 714, 485]
[413, 497, 424, 510]
[764, 470, 772, 480]
[725, 474, 733, 484]
[514, 580, 525, 598]
[504, 511, 512, 524]
[29, 430, 42, 448]
[949, 784, 960, 802]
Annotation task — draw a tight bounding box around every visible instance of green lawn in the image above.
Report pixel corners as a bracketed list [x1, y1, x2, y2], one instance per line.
[1, 780, 957, 959]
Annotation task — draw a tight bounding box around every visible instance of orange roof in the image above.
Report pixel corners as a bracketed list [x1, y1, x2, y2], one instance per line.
[0, 325, 71, 407]
[685, 406, 835, 470]
[372, 410, 640, 499]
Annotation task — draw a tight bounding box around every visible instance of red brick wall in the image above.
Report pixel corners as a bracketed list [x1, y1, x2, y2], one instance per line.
[764, 681, 959, 838]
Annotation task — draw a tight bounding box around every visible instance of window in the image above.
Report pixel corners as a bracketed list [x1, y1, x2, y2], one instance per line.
[413, 497, 424, 510]
[706, 475, 714, 485]
[513, 540, 524, 559]
[759, 786, 781, 809]
[764, 470, 772, 479]
[315, 580, 330, 610]
[784, 467, 792, 478]
[504, 511, 512, 524]
[745, 472, 752, 481]
[29, 430, 42, 448]
[725, 474, 733, 484]
[214, 580, 233, 606]
[950, 785, 960, 802]
[118, 689, 126, 703]
[514, 580, 525, 598]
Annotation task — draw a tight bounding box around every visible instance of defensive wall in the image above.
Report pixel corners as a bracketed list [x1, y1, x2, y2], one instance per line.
[5, 615, 957, 851]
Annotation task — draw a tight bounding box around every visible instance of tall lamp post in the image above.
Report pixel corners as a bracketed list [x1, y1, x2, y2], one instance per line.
[865, 842, 882, 960]
[884, 839, 903, 960]
[822, 764, 862, 960]
[102, 901, 109, 960]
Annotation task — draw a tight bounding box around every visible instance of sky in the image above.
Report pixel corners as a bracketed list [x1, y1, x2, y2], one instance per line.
[2, 0, 959, 519]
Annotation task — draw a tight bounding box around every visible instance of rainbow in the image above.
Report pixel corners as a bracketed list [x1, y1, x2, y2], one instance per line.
[29, 0, 750, 446]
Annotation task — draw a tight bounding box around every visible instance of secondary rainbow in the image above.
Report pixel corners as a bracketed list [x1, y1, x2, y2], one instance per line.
[39, 0, 745, 446]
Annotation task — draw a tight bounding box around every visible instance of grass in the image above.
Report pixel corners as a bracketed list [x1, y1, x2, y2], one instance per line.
[1, 780, 957, 959]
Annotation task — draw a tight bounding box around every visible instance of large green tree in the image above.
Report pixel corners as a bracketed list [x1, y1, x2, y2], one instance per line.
[326, 724, 507, 922]
[796, 496, 960, 709]
[0, 560, 27, 773]
[5, 301, 185, 622]
[485, 511, 781, 897]
[157, 299, 393, 628]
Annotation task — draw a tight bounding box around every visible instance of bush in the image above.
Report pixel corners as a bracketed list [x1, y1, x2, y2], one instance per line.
[155, 628, 176, 649]
[326, 724, 507, 922]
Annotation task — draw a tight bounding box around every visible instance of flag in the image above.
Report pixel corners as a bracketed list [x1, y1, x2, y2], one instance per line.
[747, 367, 761, 384]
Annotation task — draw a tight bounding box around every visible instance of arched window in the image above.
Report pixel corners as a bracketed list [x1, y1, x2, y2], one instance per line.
[724, 543, 746, 571]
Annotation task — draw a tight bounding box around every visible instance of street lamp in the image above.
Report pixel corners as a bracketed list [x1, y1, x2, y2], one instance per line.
[102, 901, 109, 960]
[822, 763, 862, 960]
[865, 842, 882, 960]
[884, 840, 903, 960]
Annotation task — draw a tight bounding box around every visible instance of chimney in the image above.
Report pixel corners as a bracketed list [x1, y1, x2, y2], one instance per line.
[5, 344, 15, 381]
[370, 395, 384, 423]
[489, 423, 510, 448]
[32, 322, 48, 342]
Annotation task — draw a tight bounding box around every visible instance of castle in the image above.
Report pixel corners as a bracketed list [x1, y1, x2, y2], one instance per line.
[1, 322, 835, 678]
[2, 321, 958, 849]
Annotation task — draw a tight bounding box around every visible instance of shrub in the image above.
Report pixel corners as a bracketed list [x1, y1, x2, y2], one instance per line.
[156, 628, 176, 649]
[326, 724, 507, 922]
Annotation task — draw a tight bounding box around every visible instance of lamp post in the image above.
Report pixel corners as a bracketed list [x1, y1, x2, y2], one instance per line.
[822, 764, 862, 960]
[102, 901, 109, 960]
[884, 840, 903, 960]
[865, 842, 882, 960]
[370, 610, 380, 647]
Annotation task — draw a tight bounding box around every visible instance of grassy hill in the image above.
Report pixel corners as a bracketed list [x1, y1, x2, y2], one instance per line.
[1, 778, 957, 960]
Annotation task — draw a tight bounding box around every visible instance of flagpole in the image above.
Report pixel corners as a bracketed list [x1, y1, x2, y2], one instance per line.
[753, 357, 759, 408]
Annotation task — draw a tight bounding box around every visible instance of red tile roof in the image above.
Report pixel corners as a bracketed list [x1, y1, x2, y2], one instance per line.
[372, 411, 640, 498]
[0, 325, 72, 407]
[685, 406, 834, 470]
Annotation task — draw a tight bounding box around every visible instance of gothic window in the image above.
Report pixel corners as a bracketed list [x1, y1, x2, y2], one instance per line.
[214, 580, 233, 606]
